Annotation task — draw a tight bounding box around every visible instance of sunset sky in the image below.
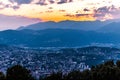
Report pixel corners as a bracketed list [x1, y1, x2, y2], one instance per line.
[0, 0, 120, 30]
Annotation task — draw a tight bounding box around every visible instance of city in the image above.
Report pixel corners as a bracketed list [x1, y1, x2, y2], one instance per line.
[0, 45, 119, 79]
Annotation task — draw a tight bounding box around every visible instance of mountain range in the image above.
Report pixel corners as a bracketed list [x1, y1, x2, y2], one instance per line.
[97, 22, 120, 33]
[18, 20, 109, 31]
[0, 29, 119, 47]
[0, 20, 120, 47]
[18, 20, 120, 33]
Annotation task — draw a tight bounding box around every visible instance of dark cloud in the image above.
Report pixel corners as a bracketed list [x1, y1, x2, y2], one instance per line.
[35, 0, 73, 5]
[83, 8, 90, 11]
[96, 6, 109, 13]
[49, 0, 55, 4]
[48, 7, 53, 9]
[36, 0, 47, 5]
[0, 2, 19, 10]
[94, 5, 118, 17]
[8, 0, 73, 6]
[69, 0, 73, 2]
[58, 0, 67, 4]
[59, 10, 66, 12]
[9, 0, 32, 5]
[12, 6, 19, 10]
[57, 0, 72, 4]
[65, 14, 74, 17]
[75, 14, 89, 17]
[93, 13, 105, 17]
[65, 13, 90, 18]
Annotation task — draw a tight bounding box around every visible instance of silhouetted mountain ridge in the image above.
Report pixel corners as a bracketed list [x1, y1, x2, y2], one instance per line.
[17, 20, 120, 34]
[18, 20, 108, 31]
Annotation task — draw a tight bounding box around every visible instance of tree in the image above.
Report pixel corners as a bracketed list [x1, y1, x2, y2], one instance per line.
[64, 70, 82, 80]
[41, 72, 63, 80]
[104, 60, 114, 67]
[116, 60, 120, 68]
[40, 60, 120, 80]
[0, 72, 5, 80]
[6, 65, 35, 80]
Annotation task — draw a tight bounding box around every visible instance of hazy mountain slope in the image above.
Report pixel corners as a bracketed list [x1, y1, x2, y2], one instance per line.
[0, 29, 120, 47]
[18, 20, 108, 31]
[97, 22, 120, 33]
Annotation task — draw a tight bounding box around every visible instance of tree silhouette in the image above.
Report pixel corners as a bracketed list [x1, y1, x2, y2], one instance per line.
[0, 72, 5, 80]
[116, 60, 120, 68]
[41, 72, 63, 80]
[6, 65, 35, 80]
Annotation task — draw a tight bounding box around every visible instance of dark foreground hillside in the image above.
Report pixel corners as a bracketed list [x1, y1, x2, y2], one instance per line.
[1, 60, 120, 80]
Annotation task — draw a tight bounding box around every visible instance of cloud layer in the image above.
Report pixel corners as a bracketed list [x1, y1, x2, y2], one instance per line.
[0, 0, 120, 22]
[10, 0, 32, 4]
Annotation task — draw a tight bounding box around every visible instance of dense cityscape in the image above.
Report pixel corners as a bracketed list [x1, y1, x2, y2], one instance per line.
[0, 45, 119, 79]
